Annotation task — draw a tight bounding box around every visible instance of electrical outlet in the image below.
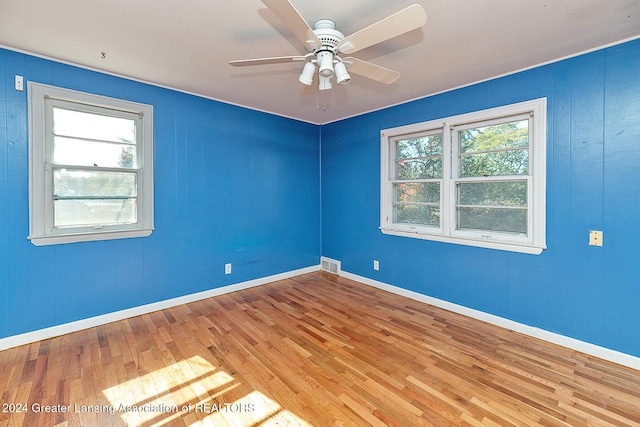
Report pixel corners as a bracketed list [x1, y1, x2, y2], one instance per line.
[225, 263, 232, 274]
[373, 260, 380, 271]
[15, 75, 24, 91]
[589, 230, 603, 247]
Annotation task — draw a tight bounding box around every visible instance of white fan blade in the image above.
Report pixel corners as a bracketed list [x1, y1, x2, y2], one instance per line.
[229, 56, 307, 67]
[342, 57, 400, 84]
[262, 0, 322, 51]
[337, 4, 427, 54]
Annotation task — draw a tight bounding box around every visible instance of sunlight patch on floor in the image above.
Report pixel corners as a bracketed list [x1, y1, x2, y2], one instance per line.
[102, 355, 312, 426]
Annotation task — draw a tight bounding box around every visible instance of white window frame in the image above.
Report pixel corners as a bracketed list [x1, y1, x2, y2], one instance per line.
[28, 82, 154, 246]
[380, 98, 546, 255]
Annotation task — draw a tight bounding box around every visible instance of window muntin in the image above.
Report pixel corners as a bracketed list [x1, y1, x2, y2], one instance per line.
[380, 99, 546, 254]
[453, 114, 531, 240]
[457, 118, 529, 177]
[48, 102, 141, 231]
[29, 82, 154, 245]
[52, 169, 138, 228]
[391, 131, 443, 229]
[52, 107, 137, 145]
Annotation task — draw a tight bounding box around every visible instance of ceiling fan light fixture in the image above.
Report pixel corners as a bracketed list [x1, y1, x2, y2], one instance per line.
[298, 61, 316, 85]
[334, 61, 351, 85]
[317, 51, 334, 78]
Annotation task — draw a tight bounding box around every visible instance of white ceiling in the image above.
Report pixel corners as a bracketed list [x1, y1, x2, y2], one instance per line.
[1, 0, 639, 124]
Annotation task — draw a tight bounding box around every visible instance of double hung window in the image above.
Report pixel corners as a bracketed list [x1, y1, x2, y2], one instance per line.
[381, 98, 546, 254]
[28, 83, 154, 245]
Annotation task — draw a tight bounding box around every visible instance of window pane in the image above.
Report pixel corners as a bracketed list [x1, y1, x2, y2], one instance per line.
[396, 134, 442, 159]
[53, 107, 136, 144]
[395, 158, 442, 179]
[394, 204, 440, 227]
[457, 207, 527, 234]
[459, 149, 528, 177]
[54, 169, 137, 197]
[458, 181, 527, 207]
[459, 120, 528, 154]
[53, 136, 137, 168]
[395, 182, 440, 204]
[54, 199, 137, 227]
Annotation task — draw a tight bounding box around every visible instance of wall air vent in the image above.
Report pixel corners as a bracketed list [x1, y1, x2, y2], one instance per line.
[320, 257, 341, 275]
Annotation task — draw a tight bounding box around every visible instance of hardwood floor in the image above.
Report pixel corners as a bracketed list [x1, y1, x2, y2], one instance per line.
[1, 271, 639, 426]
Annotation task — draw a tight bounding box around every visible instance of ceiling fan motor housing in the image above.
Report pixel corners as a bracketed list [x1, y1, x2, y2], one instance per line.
[312, 19, 344, 51]
[308, 19, 346, 84]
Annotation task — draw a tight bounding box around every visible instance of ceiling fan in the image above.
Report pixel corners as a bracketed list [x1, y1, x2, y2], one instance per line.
[229, 0, 428, 91]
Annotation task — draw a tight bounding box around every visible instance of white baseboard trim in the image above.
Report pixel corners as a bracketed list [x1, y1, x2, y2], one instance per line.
[0, 265, 320, 352]
[4, 265, 638, 371]
[339, 270, 640, 371]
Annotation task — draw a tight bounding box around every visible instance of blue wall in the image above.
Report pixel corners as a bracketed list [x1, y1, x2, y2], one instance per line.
[0, 48, 321, 339]
[2, 40, 640, 360]
[321, 39, 640, 358]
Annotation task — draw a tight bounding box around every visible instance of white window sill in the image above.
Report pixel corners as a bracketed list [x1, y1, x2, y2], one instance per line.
[380, 227, 545, 255]
[28, 228, 154, 246]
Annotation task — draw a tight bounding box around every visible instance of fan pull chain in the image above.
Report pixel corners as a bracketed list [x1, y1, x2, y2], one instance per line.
[316, 90, 326, 111]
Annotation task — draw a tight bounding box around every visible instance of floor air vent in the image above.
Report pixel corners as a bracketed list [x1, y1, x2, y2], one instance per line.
[320, 257, 341, 275]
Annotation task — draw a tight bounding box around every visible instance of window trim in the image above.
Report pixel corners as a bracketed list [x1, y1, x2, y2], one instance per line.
[28, 82, 154, 246]
[380, 98, 546, 255]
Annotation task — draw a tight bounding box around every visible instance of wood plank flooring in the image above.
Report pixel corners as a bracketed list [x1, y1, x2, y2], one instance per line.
[1, 271, 639, 426]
